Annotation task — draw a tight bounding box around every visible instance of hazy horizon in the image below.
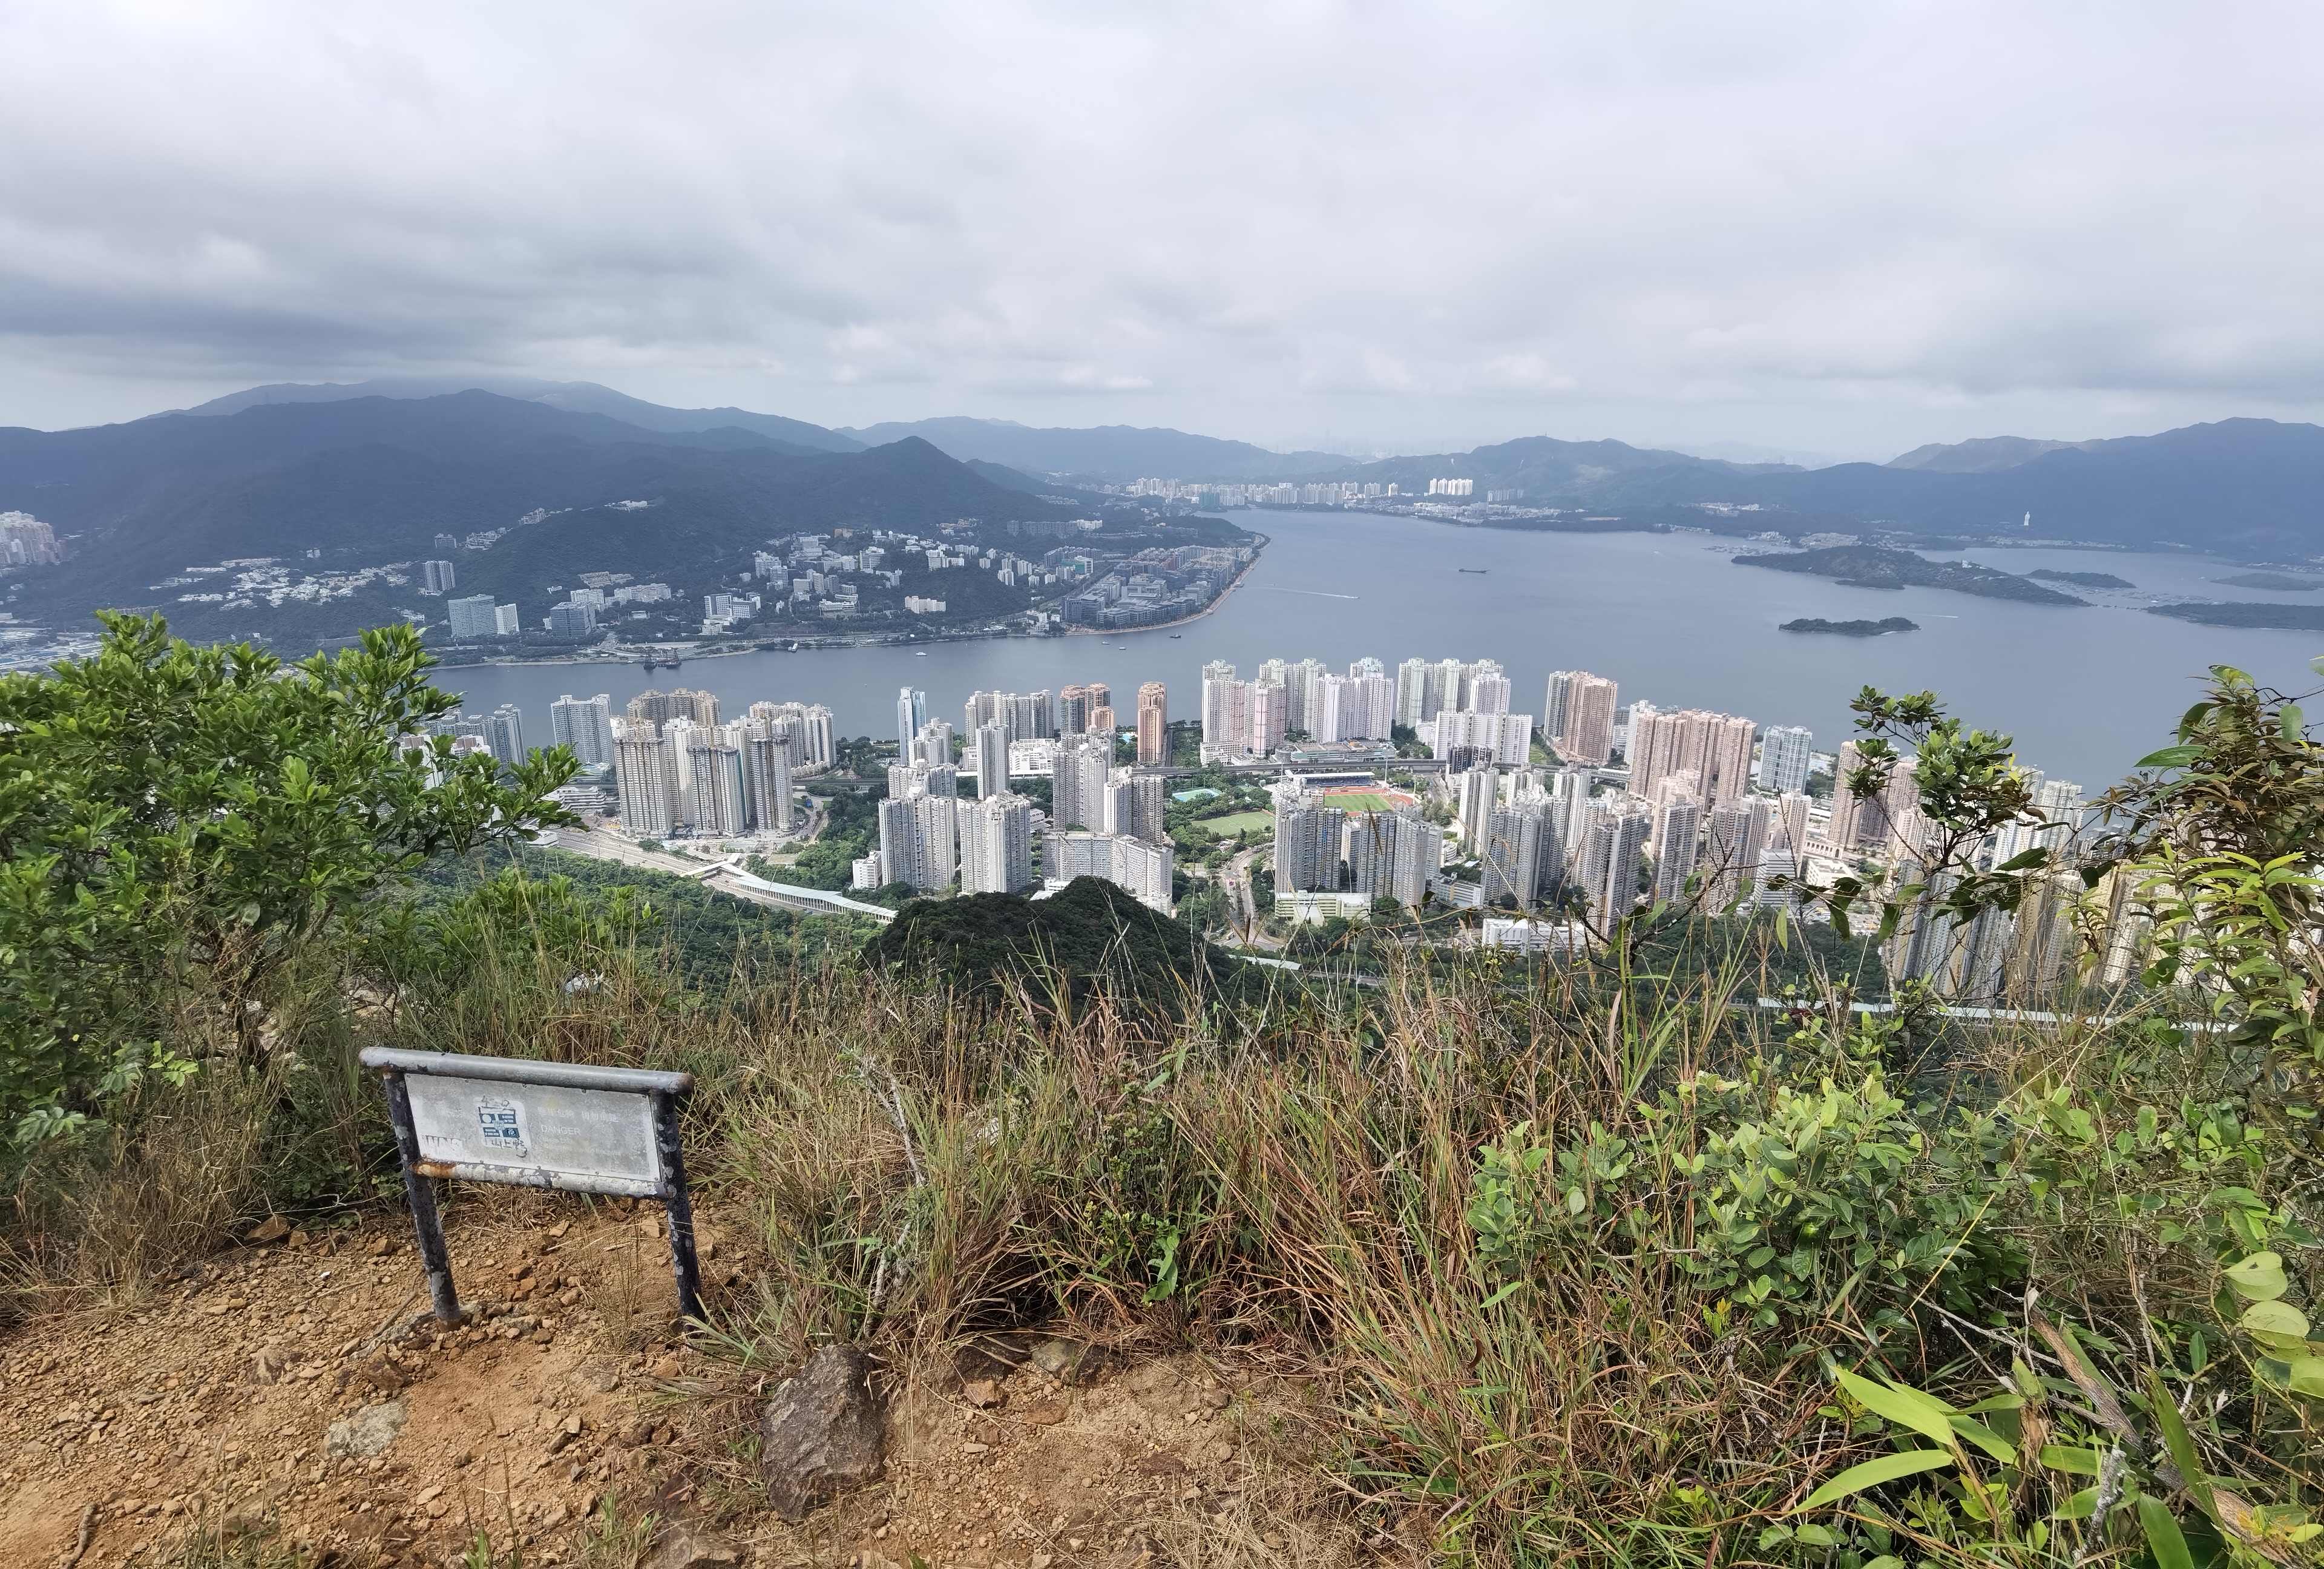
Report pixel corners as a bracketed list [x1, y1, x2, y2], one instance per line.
[4, 6, 2318, 458]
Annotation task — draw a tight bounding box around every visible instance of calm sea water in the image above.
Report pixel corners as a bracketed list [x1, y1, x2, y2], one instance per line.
[438, 510, 2324, 791]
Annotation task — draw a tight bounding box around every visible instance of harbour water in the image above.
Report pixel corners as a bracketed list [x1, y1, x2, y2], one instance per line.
[438, 509, 2324, 791]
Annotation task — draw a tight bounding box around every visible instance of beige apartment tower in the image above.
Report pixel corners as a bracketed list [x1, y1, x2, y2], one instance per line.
[1136, 682, 1167, 765]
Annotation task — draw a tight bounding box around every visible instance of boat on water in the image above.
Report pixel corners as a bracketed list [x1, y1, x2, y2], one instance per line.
[1169, 633, 1181, 639]
[1458, 568, 1489, 574]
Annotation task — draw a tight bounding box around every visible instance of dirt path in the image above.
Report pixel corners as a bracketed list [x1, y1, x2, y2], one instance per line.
[0, 1196, 1351, 1568]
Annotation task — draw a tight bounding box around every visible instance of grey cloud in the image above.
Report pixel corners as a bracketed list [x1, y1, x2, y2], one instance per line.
[1, 1, 2319, 456]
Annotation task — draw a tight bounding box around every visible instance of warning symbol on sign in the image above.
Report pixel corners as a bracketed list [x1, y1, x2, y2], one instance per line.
[474, 1096, 530, 1159]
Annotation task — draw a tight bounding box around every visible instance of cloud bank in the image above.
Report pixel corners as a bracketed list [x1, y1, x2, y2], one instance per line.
[2, 2, 2317, 455]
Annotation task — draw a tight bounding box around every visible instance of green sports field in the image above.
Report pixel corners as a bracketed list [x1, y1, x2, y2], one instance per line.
[1316, 792, 1402, 813]
[1194, 809, 1275, 836]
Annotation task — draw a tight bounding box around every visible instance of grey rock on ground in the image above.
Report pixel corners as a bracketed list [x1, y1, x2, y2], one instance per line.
[760, 1345, 884, 1522]
[646, 1522, 740, 1569]
[325, 1398, 407, 1459]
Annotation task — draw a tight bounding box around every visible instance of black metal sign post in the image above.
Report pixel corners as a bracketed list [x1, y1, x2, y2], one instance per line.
[360, 1047, 704, 1328]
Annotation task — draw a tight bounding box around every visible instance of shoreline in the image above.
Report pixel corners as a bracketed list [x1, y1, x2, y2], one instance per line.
[430, 533, 1275, 670]
[1063, 535, 1269, 636]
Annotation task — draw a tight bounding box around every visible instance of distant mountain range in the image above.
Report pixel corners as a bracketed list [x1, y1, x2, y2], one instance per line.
[1340, 420, 2324, 558]
[0, 390, 1081, 648]
[834, 416, 1347, 481]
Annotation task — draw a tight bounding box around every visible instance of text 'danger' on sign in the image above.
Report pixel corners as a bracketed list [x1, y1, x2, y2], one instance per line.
[404, 1073, 661, 1196]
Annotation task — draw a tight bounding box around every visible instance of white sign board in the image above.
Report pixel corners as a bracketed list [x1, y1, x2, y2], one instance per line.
[405, 1073, 662, 1194]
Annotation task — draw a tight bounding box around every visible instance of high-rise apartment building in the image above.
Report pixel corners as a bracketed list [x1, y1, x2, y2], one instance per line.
[1755, 725, 1814, 795]
[1201, 665, 1250, 755]
[447, 594, 499, 639]
[1482, 802, 1556, 908]
[879, 765, 959, 892]
[1390, 810, 1444, 909]
[1089, 704, 1116, 739]
[1394, 659, 1431, 729]
[1042, 831, 1174, 913]
[896, 688, 927, 754]
[549, 694, 613, 766]
[1467, 669, 1511, 715]
[611, 719, 677, 837]
[913, 719, 954, 769]
[1135, 682, 1167, 766]
[1059, 685, 1092, 737]
[1250, 680, 1288, 754]
[743, 729, 795, 833]
[482, 705, 525, 767]
[965, 689, 1057, 742]
[684, 736, 748, 836]
[1101, 768, 1167, 846]
[1344, 811, 1400, 900]
[1273, 795, 1344, 893]
[1433, 710, 1534, 766]
[1454, 765, 1498, 853]
[1051, 733, 1112, 831]
[1544, 671, 1618, 766]
[957, 792, 1036, 894]
[1574, 798, 1652, 930]
[749, 702, 833, 774]
[969, 722, 1009, 799]
[422, 559, 458, 594]
[1704, 797, 1771, 908]
[1628, 709, 1757, 803]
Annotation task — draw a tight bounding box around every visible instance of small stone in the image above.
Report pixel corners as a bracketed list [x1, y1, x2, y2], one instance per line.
[1019, 1405, 1066, 1427]
[961, 1441, 990, 1455]
[246, 1346, 292, 1385]
[366, 1237, 393, 1257]
[415, 1484, 444, 1505]
[1031, 1556, 1053, 1569]
[760, 1345, 885, 1523]
[547, 1220, 572, 1239]
[960, 1379, 1002, 1409]
[246, 1215, 292, 1246]
[649, 1354, 683, 1380]
[324, 1398, 407, 1460]
[1131, 1452, 1184, 1476]
[646, 1522, 741, 1569]
[1200, 1388, 1230, 1409]
[1027, 1339, 1083, 1378]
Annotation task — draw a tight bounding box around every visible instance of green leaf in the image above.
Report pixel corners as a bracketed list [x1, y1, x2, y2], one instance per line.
[2224, 1251, 2288, 1301]
[1836, 1368, 1959, 1449]
[2286, 1357, 2324, 1398]
[1947, 1414, 2018, 1464]
[2138, 1495, 2196, 1569]
[2039, 1444, 2103, 1476]
[1796, 1448, 1956, 1511]
[2242, 1299, 2311, 1346]
[2136, 745, 2204, 769]
[2283, 703, 2306, 738]
[2147, 1370, 2211, 1518]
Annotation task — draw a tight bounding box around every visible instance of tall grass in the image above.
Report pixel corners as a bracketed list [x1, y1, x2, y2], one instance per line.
[4, 890, 2313, 1563]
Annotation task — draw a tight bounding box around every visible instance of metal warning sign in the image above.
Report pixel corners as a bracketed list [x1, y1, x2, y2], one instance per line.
[359, 1047, 703, 1327]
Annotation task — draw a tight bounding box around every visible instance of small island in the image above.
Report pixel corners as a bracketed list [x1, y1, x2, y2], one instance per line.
[1781, 616, 1919, 637]
[2149, 601, 2324, 631]
[2027, 568, 2134, 589]
[2213, 573, 2324, 592]
[1733, 544, 2084, 605]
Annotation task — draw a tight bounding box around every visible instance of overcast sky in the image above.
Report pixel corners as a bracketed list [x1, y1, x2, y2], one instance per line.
[2, 4, 2318, 459]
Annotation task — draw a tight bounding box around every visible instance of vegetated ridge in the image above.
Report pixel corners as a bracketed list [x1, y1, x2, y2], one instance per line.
[0, 392, 1083, 648]
[2147, 600, 2324, 631]
[2026, 568, 2134, 588]
[1733, 544, 2086, 604]
[2213, 572, 2324, 592]
[1779, 616, 1919, 636]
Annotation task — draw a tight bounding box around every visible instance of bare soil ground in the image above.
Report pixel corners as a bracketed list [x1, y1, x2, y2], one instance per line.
[0, 1193, 1355, 1568]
